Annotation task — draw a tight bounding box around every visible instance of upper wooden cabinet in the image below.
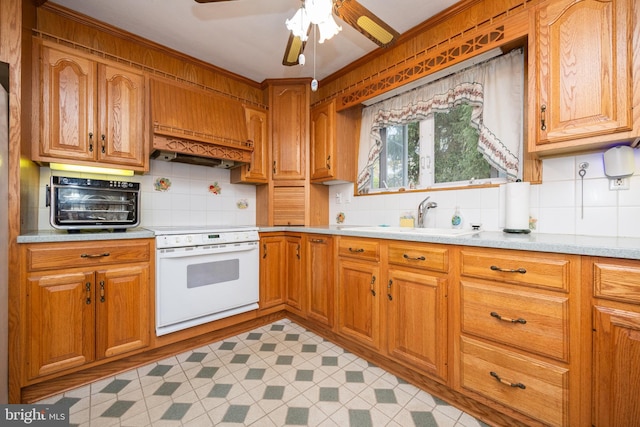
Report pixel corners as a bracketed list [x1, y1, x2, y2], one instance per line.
[231, 106, 269, 184]
[34, 40, 148, 171]
[529, 0, 638, 154]
[269, 82, 308, 181]
[310, 99, 360, 184]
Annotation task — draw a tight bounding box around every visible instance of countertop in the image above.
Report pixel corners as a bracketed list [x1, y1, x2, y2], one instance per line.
[17, 225, 640, 260]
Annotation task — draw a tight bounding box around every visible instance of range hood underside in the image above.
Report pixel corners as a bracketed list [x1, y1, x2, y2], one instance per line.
[152, 133, 252, 168]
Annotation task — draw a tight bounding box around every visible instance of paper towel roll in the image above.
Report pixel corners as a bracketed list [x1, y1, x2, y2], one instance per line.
[504, 181, 530, 232]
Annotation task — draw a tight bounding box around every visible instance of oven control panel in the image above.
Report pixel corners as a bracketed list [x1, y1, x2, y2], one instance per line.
[156, 230, 259, 249]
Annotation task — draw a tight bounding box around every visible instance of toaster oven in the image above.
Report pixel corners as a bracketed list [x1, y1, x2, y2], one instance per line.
[47, 176, 140, 231]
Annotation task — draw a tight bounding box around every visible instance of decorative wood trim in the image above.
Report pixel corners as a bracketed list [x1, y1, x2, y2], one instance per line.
[152, 134, 253, 163]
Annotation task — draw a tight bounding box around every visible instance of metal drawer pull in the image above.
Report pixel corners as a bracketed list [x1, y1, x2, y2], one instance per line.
[370, 275, 376, 296]
[81, 252, 111, 259]
[348, 247, 365, 253]
[490, 311, 527, 324]
[85, 282, 91, 305]
[100, 281, 105, 302]
[403, 254, 426, 261]
[490, 371, 526, 389]
[387, 279, 393, 301]
[490, 265, 526, 274]
[310, 239, 325, 243]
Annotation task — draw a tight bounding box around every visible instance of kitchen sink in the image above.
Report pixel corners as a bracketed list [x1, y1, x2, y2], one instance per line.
[341, 226, 480, 237]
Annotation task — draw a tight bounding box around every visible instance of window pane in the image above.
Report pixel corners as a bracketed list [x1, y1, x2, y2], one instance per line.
[433, 104, 490, 183]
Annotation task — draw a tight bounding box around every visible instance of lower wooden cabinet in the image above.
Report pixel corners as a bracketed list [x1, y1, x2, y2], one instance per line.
[304, 235, 334, 327]
[259, 235, 286, 310]
[21, 239, 152, 381]
[590, 257, 640, 427]
[284, 235, 303, 315]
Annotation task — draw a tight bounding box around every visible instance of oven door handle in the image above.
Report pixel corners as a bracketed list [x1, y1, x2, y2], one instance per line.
[156, 242, 258, 259]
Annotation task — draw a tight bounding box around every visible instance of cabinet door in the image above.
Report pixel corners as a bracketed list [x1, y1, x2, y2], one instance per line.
[305, 235, 334, 327]
[337, 258, 380, 350]
[533, 0, 632, 146]
[387, 268, 448, 382]
[26, 271, 95, 379]
[98, 63, 146, 168]
[38, 45, 96, 162]
[310, 101, 335, 180]
[260, 236, 286, 309]
[593, 305, 640, 427]
[285, 236, 304, 314]
[240, 107, 269, 183]
[95, 264, 150, 359]
[270, 84, 307, 180]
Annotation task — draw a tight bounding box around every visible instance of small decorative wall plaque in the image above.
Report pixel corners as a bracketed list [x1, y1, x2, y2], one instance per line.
[208, 182, 221, 195]
[154, 177, 171, 192]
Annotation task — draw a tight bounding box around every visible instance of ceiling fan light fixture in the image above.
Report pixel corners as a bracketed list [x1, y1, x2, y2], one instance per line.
[286, 7, 311, 41]
[286, 0, 341, 44]
[317, 15, 342, 43]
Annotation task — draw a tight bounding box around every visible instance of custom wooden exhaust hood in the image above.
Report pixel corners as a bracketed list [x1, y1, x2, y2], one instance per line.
[150, 77, 253, 165]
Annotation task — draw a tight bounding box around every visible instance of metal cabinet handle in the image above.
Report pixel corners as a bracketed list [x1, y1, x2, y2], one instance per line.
[310, 238, 325, 243]
[403, 253, 426, 261]
[81, 252, 110, 259]
[326, 155, 331, 170]
[540, 104, 547, 131]
[370, 275, 376, 296]
[272, 160, 277, 175]
[85, 282, 91, 305]
[88, 132, 94, 152]
[490, 265, 526, 274]
[101, 134, 106, 153]
[387, 279, 393, 301]
[262, 243, 267, 259]
[490, 371, 526, 389]
[296, 244, 300, 259]
[100, 281, 105, 302]
[490, 311, 527, 324]
[348, 247, 365, 253]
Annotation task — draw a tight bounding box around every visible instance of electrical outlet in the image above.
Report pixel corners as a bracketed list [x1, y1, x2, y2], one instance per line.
[609, 177, 630, 190]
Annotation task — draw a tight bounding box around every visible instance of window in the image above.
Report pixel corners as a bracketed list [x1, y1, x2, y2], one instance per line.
[357, 49, 524, 194]
[368, 104, 501, 191]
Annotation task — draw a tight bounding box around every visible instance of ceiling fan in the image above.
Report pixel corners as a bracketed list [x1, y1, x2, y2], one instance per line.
[193, 0, 400, 66]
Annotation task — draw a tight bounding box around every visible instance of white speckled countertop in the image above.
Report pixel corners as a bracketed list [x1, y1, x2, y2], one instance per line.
[259, 226, 640, 260]
[17, 226, 640, 260]
[17, 227, 155, 243]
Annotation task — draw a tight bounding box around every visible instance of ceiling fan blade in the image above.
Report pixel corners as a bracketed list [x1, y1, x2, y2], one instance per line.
[282, 33, 307, 66]
[334, 0, 400, 47]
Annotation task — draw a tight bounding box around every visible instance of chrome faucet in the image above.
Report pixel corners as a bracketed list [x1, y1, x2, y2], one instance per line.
[417, 196, 438, 228]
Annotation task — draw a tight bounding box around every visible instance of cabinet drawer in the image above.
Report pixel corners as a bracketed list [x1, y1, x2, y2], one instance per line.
[26, 240, 151, 271]
[460, 336, 568, 427]
[337, 237, 379, 262]
[460, 248, 572, 292]
[593, 260, 640, 304]
[388, 242, 448, 273]
[461, 281, 569, 361]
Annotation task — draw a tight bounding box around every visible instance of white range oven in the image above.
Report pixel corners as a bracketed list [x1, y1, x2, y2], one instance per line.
[146, 226, 259, 336]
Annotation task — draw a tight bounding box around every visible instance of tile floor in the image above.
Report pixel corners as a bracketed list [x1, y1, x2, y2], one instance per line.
[36, 319, 488, 427]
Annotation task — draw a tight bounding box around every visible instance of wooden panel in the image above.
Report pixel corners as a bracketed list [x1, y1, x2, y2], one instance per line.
[593, 260, 640, 304]
[387, 268, 448, 382]
[460, 248, 572, 292]
[460, 336, 569, 427]
[95, 264, 150, 359]
[26, 271, 95, 379]
[305, 235, 334, 327]
[337, 237, 380, 262]
[388, 242, 448, 273]
[26, 240, 151, 271]
[270, 83, 308, 181]
[99, 63, 146, 167]
[593, 305, 640, 427]
[461, 280, 569, 361]
[272, 187, 305, 226]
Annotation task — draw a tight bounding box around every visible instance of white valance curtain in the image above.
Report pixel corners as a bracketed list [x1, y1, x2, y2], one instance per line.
[357, 49, 524, 191]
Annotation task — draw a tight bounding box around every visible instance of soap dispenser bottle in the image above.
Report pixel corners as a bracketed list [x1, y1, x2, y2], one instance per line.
[451, 206, 463, 229]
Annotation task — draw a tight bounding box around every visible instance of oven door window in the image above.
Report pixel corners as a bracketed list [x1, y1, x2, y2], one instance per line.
[187, 259, 239, 288]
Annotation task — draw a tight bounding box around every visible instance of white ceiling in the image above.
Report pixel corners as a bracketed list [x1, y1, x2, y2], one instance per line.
[49, 0, 460, 83]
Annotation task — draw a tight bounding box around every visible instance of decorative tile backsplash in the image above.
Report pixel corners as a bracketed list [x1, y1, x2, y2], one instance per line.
[329, 149, 640, 238]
